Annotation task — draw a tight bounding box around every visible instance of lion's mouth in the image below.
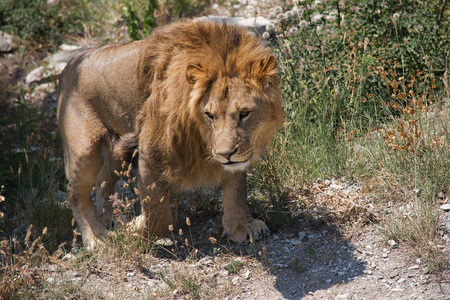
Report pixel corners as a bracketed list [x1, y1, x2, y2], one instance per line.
[221, 154, 252, 167]
[223, 161, 239, 166]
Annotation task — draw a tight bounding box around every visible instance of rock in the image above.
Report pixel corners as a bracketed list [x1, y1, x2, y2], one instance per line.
[0, 31, 16, 52]
[408, 265, 420, 270]
[25, 44, 84, 85]
[197, 16, 270, 35]
[397, 278, 406, 284]
[48, 48, 83, 64]
[62, 253, 74, 260]
[26, 66, 47, 84]
[388, 239, 397, 248]
[290, 239, 300, 246]
[329, 183, 343, 190]
[440, 204, 450, 211]
[243, 269, 251, 280]
[298, 231, 306, 241]
[198, 257, 213, 266]
[46, 277, 55, 284]
[232, 276, 240, 285]
[59, 44, 84, 51]
[335, 293, 351, 300]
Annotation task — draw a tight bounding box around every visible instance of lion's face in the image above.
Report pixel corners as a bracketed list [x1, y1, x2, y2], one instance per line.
[186, 54, 283, 173]
[200, 76, 279, 172]
[202, 77, 257, 171]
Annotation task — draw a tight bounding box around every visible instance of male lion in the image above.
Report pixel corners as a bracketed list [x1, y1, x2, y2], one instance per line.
[57, 20, 283, 249]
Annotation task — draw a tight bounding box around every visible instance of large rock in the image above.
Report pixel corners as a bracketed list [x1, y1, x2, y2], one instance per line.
[26, 44, 84, 84]
[0, 31, 17, 53]
[197, 16, 270, 35]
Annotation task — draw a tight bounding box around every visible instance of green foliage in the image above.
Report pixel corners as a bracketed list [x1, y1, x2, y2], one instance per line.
[251, 0, 450, 269]
[252, 0, 449, 194]
[0, 0, 97, 50]
[224, 257, 245, 274]
[121, 0, 158, 40]
[0, 91, 70, 251]
[162, 0, 210, 19]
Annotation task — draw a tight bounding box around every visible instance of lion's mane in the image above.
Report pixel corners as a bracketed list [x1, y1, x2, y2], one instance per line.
[119, 20, 283, 190]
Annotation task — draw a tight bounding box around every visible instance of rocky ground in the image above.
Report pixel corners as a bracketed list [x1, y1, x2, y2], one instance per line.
[35, 179, 450, 299]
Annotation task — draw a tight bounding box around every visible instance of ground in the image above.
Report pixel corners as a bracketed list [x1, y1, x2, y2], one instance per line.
[22, 177, 450, 299]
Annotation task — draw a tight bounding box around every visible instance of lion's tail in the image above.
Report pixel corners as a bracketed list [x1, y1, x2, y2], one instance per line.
[113, 132, 139, 169]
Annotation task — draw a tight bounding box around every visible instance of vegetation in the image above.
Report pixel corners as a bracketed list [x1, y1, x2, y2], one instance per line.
[0, 0, 449, 298]
[251, 0, 449, 270]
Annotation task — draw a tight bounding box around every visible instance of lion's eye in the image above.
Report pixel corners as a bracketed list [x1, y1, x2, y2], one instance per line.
[205, 111, 214, 120]
[239, 110, 250, 120]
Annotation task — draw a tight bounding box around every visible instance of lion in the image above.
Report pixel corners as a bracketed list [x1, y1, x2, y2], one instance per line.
[56, 19, 283, 249]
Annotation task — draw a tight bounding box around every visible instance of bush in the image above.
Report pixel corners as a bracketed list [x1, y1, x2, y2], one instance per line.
[0, 0, 98, 50]
[251, 0, 449, 191]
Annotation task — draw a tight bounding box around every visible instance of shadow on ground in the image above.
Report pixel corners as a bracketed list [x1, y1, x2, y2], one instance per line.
[265, 220, 366, 299]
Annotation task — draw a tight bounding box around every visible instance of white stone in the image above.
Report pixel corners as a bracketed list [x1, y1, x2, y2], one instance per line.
[335, 293, 351, 300]
[232, 277, 240, 285]
[59, 44, 84, 51]
[62, 253, 74, 260]
[198, 257, 213, 266]
[440, 204, 450, 211]
[0, 31, 16, 52]
[388, 239, 397, 248]
[46, 277, 55, 284]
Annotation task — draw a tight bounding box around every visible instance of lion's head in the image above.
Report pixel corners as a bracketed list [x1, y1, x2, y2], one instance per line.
[182, 22, 283, 173]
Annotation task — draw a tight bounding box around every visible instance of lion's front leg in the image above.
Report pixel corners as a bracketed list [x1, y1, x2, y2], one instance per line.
[129, 159, 173, 238]
[221, 172, 270, 243]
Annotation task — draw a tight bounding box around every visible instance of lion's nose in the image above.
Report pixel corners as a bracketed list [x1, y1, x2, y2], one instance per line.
[216, 147, 238, 160]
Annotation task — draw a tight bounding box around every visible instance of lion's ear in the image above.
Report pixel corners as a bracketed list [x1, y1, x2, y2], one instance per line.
[186, 64, 207, 84]
[246, 55, 279, 88]
[259, 54, 278, 79]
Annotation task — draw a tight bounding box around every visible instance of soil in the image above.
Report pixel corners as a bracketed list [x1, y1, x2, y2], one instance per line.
[37, 180, 450, 299]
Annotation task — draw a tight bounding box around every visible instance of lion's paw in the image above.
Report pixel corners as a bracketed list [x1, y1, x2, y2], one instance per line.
[226, 219, 270, 243]
[82, 229, 107, 251]
[127, 214, 146, 234]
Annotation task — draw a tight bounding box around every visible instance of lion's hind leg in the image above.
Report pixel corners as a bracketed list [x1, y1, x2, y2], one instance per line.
[94, 144, 123, 229]
[60, 117, 109, 250]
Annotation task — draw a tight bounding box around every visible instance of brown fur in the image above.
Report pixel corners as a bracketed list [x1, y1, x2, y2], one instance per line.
[57, 20, 283, 249]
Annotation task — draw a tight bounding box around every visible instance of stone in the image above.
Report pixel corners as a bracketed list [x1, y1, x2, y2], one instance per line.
[440, 204, 450, 211]
[197, 16, 270, 35]
[232, 276, 240, 285]
[0, 31, 16, 52]
[335, 293, 351, 300]
[298, 231, 306, 241]
[198, 257, 213, 266]
[243, 269, 251, 280]
[46, 277, 55, 284]
[388, 239, 397, 248]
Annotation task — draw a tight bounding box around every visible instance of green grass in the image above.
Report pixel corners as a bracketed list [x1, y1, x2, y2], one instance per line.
[249, 0, 449, 270]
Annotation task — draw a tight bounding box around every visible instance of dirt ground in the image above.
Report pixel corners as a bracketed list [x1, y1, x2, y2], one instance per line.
[35, 180, 450, 299]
